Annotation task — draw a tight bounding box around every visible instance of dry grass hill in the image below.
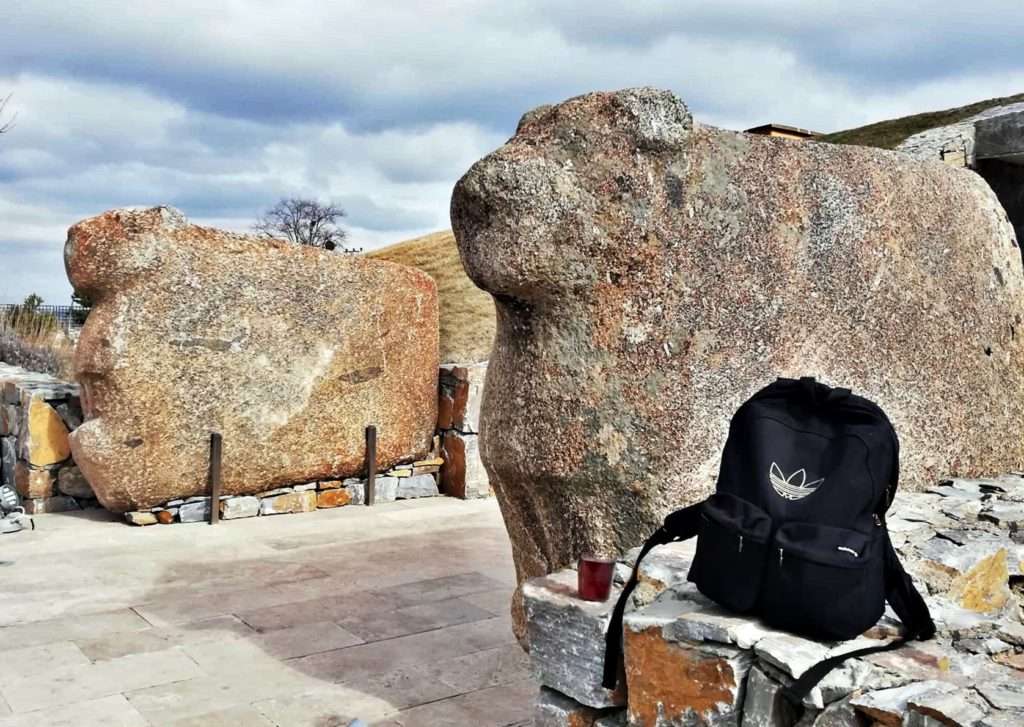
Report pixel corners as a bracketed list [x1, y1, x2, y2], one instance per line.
[368, 230, 495, 364]
[821, 91, 1024, 149]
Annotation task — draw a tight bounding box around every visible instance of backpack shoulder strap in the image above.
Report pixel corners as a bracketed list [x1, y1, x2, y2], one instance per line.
[780, 527, 934, 708]
[601, 500, 704, 689]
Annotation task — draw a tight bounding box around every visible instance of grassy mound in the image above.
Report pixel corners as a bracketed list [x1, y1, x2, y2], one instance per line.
[821, 92, 1024, 149]
[368, 230, 495, 364]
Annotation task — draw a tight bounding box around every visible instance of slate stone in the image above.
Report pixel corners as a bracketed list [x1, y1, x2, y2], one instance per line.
[977, 681, 1024, 711]
[907, 687, 990, 726]
[396, 473, 439, 499]
[0, 436, 14, 487]
[220, 496, 259, 519]
[741, 665, 799, 727]
[0, 404, 19, 436]
[532, 686, 602, 726]
[259, 490, 317, 515]
[178, 500, 210, 523]
[851, 681, 957, 725]
[523, 569, 625, 708]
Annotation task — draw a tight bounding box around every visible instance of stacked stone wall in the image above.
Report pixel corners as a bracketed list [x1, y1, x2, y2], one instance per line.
[522, 475, 1024, 726]
[1, 361, 489, 524]
[0, 363, 92, 513]
[437, 362, 491, 499]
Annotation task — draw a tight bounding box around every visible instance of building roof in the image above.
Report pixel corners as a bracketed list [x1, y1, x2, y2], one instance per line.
[744, 123, 821, 138]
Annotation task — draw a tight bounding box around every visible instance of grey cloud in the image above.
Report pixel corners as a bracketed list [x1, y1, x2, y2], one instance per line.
[2, 1, 1023, 303]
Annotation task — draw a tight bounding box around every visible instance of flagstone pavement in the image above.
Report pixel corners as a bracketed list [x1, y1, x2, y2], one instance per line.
[0, 497, 535, 726]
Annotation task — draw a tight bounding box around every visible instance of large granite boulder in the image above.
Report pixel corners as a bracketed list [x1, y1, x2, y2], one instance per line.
[66, 207, 438, 512]
[450, 88, 1024, 639]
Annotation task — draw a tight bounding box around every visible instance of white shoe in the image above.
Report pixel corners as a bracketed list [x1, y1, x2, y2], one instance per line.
[1, 510, 33, 534]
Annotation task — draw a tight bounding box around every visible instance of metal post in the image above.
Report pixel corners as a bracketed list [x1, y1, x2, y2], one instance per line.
[209, 432, 222, 524]
[365, 425, 377, 506]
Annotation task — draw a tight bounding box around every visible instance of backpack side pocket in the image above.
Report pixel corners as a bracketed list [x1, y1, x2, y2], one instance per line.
[688, 493, 772, 613]
[761, 522, 885, 641]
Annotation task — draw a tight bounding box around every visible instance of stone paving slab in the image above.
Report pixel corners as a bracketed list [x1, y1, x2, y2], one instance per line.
[0, 497, 532, 725]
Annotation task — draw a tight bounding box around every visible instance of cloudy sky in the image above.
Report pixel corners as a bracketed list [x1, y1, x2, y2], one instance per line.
[2, 1, 1023, 304]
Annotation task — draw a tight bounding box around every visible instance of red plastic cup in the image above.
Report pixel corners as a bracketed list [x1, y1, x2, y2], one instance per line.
[578, 554, 615, 602]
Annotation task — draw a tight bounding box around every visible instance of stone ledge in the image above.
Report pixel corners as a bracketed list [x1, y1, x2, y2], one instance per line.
[524, 475, 1024, 726]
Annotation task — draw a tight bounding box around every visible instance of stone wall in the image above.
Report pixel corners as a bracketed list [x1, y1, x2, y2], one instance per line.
[123, 451, 445, 525]
[896, 101, 1024, 167]
[437, 362, 491, 499]
[523, 475, 1024, 726]
[0, 363, 94, 513]
[2, 358, 485, 523]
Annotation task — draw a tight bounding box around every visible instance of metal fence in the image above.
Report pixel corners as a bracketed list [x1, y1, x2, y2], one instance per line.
[0, 304, 89, 331]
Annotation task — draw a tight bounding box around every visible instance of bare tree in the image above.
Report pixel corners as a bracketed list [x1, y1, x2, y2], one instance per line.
[253, 198, 356, 252]
[0, 94, 15, 134]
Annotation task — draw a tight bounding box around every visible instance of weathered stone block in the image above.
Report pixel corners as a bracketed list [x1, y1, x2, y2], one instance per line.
[523, 569, 625, 708]
[741, 665, 799, 727]
[317, 479, 342, 489]
[340, 477, 398, 504]
[22, 495, 78, 513]
[54, 399, 83, 431]
[624, 593, 752, 727]
[533, 686, 605, 726]
[440, 430, 489, 499]
[451, 88, 1024, 638]
[292, 482, 317, 492]
[976, 681, 1024, 711]
[19, 397, 70, 466]
[178, 500, 210, 523]
[125, 511, 158, 526]
[396, 473, 438, 499]
[851, 681, 957, 726]
[14, 462, 56, 499]
[0, 404, 18, 436]
[317, 489, 352, 508]
[220, 496, 260, 519]
[438, 362, 486, 433]
[65, 206, 439, 512]
[259, 490, 317, 515]
[57, 465, 95, 499]
[906, 686, 990, 726]
[1, 436, 15, 487]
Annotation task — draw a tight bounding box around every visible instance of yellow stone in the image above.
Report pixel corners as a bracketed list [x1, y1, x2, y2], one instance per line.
[951, 548, 1010, 613]
[26, 398, 71, 466]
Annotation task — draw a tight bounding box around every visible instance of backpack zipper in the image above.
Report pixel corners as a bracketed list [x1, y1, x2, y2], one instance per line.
[778, 547, 784, 566]
[738, 534, 744, 553]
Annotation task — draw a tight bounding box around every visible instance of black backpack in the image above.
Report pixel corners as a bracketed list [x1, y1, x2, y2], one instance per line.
[603, 377, 935, 706]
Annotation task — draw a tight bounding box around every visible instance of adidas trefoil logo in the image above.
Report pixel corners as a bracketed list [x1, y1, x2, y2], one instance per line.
[769, 462, 823, 501]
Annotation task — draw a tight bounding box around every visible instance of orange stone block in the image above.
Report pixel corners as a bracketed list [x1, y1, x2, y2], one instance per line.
[624, 626, 746, 727]
[317, 489, 352, 508]
[25, 398, 71, 466]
